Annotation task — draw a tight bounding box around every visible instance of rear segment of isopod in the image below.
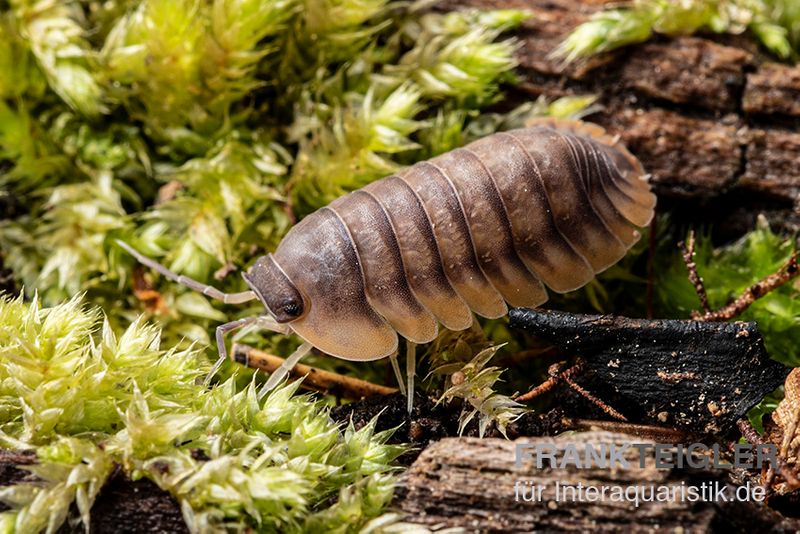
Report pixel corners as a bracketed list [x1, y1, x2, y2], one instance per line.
[465, 131, 597, 293]
[511, 127, 631, 272]
[530, 117, 655, 227]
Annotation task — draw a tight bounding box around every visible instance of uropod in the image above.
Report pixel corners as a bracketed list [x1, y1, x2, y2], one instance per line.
[118, 118, 656, 411]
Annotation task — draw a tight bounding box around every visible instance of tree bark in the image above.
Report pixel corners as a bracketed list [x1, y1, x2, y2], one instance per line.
[508, 309, 791, 436]
[396, 432, 798, 532]
[441, 0, 800, 239]
[0, 450, 187, 534]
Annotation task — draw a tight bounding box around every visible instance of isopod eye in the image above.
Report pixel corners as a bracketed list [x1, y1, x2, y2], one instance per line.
[282, 301, 302, 318]
[242, 254, 306, 323]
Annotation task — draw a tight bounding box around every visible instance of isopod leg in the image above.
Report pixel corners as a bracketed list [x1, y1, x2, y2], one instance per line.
[116, 240, 256, 304]
[207, 315, 292, 385]
[406, 340, 416, 414]
[258, 341, 313, 399]
[206, 316, 262, 385]
[389, 352, 406, 396]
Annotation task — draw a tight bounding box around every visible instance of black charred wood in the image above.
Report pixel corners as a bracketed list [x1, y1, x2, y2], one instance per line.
[509, 308, 790, 436]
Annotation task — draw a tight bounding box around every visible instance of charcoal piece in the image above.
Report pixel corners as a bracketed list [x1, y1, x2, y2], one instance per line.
[509, 308, 790, 435]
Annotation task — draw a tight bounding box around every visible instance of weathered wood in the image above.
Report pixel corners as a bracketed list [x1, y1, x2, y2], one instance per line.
[741, 127, 800, 202]
[613, 38, 752, 111]
[397, 432, 794, 532]
[744, 63, 800, 117]
[509, 308, 791, 435]
[441, 0, 800, 235]
[595, 107, 744, 194]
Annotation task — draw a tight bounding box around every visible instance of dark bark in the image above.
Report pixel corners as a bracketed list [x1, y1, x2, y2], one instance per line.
[0, 452, 186, 534]
[85, 473, 187, 534]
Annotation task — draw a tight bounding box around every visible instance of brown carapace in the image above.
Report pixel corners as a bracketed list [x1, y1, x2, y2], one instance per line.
[118, 118, 656, 409]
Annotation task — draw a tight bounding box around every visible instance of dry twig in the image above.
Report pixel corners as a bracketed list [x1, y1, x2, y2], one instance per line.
[679, 231, 799, 322]
[233, 344, 398, 399]
[569, 418, 695, 442]
[679, 230, 712, 314]
[560, 370, 628, 422]
[515, 361, 583, 402]
[696, 251, 799, 321]
[516, 360, 627, 421]
[737, 418, 799, 490]
[646, 216, 657, 319]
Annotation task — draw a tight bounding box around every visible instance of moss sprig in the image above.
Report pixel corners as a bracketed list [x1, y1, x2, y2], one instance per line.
[10, 0, 105, 116]
[556, 0, 799, 62]
[655, 216, 800, 366]
[435, 345, 525, 438]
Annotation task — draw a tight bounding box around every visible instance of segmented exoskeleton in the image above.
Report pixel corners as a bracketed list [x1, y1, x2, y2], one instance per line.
[119, 118, 656, 411]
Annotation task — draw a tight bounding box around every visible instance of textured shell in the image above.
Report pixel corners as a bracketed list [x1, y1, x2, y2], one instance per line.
[273, 119, 656, 361]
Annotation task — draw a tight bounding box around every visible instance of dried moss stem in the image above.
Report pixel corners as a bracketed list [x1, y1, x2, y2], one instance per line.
[515, 360, 626, 421]
[515, 361, 582, 402]
[679, 230, 712, 315]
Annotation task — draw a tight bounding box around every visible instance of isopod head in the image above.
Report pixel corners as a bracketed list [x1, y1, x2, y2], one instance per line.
[255, 210, 400, 362]
[242, 255, 305, 323]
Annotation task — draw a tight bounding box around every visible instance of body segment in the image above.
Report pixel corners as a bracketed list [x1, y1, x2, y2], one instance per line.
[265, 121, 656, 360]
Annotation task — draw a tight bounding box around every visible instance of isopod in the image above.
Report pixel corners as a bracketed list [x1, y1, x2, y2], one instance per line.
[118, 118, 656, 410]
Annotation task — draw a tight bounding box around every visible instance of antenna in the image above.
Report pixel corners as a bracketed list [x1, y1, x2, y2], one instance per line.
[116, 240, 257, 304]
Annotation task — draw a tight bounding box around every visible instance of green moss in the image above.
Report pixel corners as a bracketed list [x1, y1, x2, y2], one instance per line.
[0, 0, 546, 359]
[10, 0, 105, 117]
[2, 0, 796, 529]
[654, 217, 800, 366]
[557, 0, 800, 62]
[0, 294, 404, 532]
[434, 344, 525, 437]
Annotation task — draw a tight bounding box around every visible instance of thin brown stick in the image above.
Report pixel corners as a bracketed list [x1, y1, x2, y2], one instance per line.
[233, 344, 398, 399]
[679, 230, 712, 315]
[696, 251, 799, 322]
[516, 361, 627, 421]
[646, 215, 657, 319]
[560, 372, 628, 422]
[515, 361, 582, 402]
[568, 418, 696, 442]
[737, 418, 765, 448]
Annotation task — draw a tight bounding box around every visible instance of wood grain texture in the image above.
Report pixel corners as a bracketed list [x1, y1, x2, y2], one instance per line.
[509, 308, 791, 436]
[397, 433, 793, 532]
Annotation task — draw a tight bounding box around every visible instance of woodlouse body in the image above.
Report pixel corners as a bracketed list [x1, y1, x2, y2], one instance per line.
[243, 119, 656, 361]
